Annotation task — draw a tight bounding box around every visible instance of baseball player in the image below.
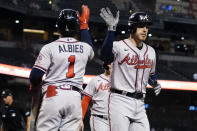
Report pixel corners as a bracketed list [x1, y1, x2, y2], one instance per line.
[81, 62, 111, 131]
[99, 8, 161, 131]
[29, 5, 94, 131]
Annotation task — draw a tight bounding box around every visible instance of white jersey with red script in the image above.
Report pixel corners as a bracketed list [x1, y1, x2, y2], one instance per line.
[83, 73, 110, 131]
[83, 73, 110, 116]
[33, 37, 94, 92]
[111, 38, 156, 94]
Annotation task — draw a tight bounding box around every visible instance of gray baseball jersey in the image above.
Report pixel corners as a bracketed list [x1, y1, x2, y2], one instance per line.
[33, 37, 94, 92]
[108, 38, 156, 131]
[111, 38, 156, 94]
[83, 74, 110, 116]
[33, 37, 94, 131]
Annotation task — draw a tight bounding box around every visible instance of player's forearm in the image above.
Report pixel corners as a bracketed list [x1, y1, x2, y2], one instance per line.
[29, 68, 44, 87]
[81, 29, 93, 47]
[100, 31, 115, 63]
[148, 73, 158, 87]
[81, 95, 91, 120]
[1, 124, 5, 131]
[26, 116, 30, 131]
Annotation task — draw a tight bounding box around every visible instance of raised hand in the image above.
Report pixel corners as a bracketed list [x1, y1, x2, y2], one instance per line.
[77, 5, 90, 30]
[100, 7, 119, 31]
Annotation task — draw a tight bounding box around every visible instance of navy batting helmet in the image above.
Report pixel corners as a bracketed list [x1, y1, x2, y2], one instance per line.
[103, 62, 110, 71]
[1, 89, 13, 98]
[128, 12, 152, 33]
[57, 9, 79, 36]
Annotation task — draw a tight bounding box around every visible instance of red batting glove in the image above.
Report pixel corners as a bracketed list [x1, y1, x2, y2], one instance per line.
[77, 5, 90, 30]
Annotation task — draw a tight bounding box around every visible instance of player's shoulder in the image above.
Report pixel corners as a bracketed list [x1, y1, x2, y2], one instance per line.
[99, 74, 109, 80]
[113, 39, 128, 47]
[113, 39, 125, 44]
[38, 42, 54, 54]
[79, 41, 94, 52]
[90, 75, 101, 81]
[79, 41, 90, 46]
[144, 43, 155, 52]
[88, 74, 104, 84]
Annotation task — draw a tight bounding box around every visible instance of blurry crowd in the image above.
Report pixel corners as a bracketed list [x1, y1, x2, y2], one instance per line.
[2, 0, 196, 19]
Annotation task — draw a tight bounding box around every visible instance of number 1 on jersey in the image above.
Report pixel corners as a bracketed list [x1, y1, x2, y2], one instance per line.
[67, 55, 75, 78]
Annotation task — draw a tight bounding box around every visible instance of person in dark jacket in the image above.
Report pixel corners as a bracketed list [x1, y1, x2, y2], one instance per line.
[0, 89, 30, 131]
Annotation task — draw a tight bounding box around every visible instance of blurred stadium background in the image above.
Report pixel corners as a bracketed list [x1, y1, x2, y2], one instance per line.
[0, 0, 197, 131]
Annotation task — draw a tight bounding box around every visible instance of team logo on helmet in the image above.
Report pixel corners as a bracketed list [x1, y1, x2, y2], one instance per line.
[139, 15, 149, 21]
[57, 9, 79, 35]
[129, 14, 135, 20]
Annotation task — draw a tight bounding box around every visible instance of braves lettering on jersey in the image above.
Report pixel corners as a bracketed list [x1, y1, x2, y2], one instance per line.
[33, 37, 94, 92]
[83, 74, 110, 116]
[111, 38, 156, 94]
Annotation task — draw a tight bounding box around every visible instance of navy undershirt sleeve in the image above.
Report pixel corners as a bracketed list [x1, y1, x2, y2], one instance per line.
[29, 68, 45, 87]
[81, 29, 93, 47]
[100, 31, 115, 63]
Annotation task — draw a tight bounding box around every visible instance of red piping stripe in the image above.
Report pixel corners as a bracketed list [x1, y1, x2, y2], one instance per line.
[141, 44, 148, 93]
[55, 40, 79, 43]
[82, 91, 93, 98]
[34, 65, 47, 72]
[92, 116, 96, 131]
[99, 75, 110, 83]
[122, 40, 139, 92]
[108, 93, 112, 131]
